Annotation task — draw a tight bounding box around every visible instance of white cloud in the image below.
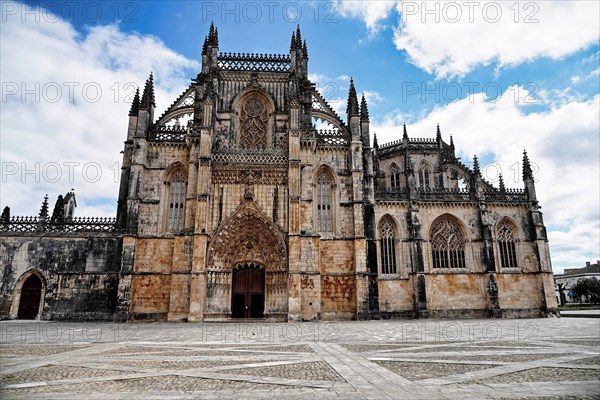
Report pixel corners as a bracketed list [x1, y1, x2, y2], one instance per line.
[335, 0, 398, 32]
[338, 1, 600, 78]
[394, 1, 600, 78]
[0, 7, 199, 217]
[372, 87, 600, 271]
[363, 90, 385, 105]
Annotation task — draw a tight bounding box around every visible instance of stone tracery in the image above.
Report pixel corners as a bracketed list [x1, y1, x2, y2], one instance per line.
[239, 96, 269, 149]
[431, 217, 466, 268]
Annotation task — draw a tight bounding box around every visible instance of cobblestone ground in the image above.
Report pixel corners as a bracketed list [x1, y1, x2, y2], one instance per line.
[1, 318, 599, 399]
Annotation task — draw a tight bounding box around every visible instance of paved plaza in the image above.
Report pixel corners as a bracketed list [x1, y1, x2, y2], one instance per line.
[1, 318, 599, 399]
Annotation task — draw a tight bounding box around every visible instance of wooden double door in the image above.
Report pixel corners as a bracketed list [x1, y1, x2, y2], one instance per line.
[231, 264, 265, 319]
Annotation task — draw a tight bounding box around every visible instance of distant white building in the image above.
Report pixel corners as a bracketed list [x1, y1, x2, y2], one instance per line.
[555, 261, 600, 304]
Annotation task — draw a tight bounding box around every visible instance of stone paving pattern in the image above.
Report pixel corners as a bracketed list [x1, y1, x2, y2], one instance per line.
[1, 318, 599, 399]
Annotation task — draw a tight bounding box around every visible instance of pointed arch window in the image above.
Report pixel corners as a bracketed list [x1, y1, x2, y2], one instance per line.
[498, 221, 517, 268]
[389, 164, 401, 190]
[431, 218, 466, 268]
[316, 171, 333, 233]
[419, 164, 431, 189]
[380, 219, 397, 274]
[167, 171, 186, 232]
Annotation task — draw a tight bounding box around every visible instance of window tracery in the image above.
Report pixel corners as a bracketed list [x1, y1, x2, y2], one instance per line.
[239, 97, 268, 149]
[498, 221, 518, 268]
[380, 219, 397, 274]
[167, 171, 186, 232]
[431, 218, 466, 268]
[316, 172, 333, 233]
[419, 164, 431, 189]
[389, 164, 401, 190]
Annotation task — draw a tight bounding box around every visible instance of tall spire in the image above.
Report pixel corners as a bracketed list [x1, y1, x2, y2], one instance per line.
[302, 40, 308, 59]
[140, 72, 155, 108]
[346, 78, 359, 116]
[403, 123, 408, 140]
[373, 133, 378, 149]
[208, 21, 215, 44]
[436, 124, 442, 141]
[360, 94, 369, 122]
[296, 25, 302, 48]
[523, 150, 533, 181]
[522, 150, 537, 202]
[128, 88, 140, 116]
[204, 22, 218, 48]
[450, 135, 454, 150]
[202, 36, 208, 55]
[290, 31, 296, 51]
[473, 155, 480, 176]
[498, 174, 506, 192]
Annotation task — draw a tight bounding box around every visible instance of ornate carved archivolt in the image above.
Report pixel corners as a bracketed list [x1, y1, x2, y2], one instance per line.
[207, 201, 287, 273]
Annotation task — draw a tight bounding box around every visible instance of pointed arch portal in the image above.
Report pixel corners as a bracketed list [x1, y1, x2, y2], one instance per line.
[17, 274, 43, 319]
[205, 200, 288, 320]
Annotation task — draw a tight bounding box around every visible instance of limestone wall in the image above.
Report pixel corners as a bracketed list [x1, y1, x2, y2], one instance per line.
[426, 273, 487, 316]
[129, 238, 175, 321]
[0, 235, 121, 320]
[319, 239, 356, 320]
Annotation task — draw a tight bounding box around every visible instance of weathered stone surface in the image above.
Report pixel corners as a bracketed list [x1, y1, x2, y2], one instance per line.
[0, 24, 557, 322]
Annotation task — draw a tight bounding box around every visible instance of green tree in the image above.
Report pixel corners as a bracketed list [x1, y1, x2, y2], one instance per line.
[572, 278, 600, 304]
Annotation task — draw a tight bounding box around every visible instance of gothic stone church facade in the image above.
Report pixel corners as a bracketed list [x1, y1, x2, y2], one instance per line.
[0, 26, 558, 321]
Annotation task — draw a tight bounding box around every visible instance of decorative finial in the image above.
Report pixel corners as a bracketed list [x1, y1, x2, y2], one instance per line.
[403, 123, 408, 140]
[373, 133, 378, 149]
[129, 87, 140, 116]
[1, 206, 10, 224]
[523, 150, 533, 181]
[450, 135, 454, 150]
[50, 195, 64, 224]
[39, 194, 49, 219]
[436, 124, 442, 141]
[202, 36, 208, 55]
[360, 94, 369, 122]
[346, 77, 359, 116]
[302, 40, 308, 59]
[473, 155, 480, 176]
[140, 72, 155, 108]
[498, 174, 506, 192]
[290, 31, 296, 51]
[296, 25, 302, 48]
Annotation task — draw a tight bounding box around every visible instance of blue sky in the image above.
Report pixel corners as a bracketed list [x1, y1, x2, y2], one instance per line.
[2, 1, 599, 271]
